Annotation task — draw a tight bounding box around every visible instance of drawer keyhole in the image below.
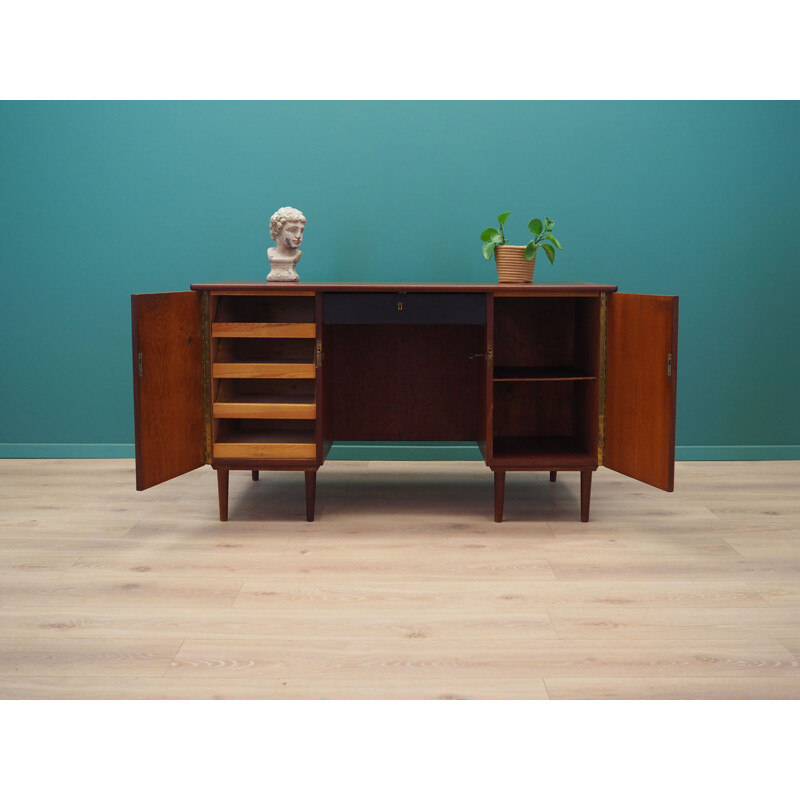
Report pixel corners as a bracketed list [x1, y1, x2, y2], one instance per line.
[397, 301, 403, 311]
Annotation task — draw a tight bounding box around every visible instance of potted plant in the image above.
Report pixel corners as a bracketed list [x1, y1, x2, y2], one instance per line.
[481, 213, 563, 283]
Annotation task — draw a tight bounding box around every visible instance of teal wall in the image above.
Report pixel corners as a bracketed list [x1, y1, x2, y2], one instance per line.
[1, 101, 798, 459]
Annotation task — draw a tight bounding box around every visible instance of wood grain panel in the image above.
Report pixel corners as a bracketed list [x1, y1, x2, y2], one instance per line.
[164, 637, 545, 679]
[212, 322, 316, 338]
[213, 442, 316, 459]
[548, 606, 800, 640]
[3, 459, 800, 700]
[212, 363, 316, 379]
[0, 574, 243, 608]
[64, 551, 555, 580]
[163, 638, 800, 680]
[747, 582, 800, 607]
[234, 578, 767, 610]
[131, 292, 205, 490]
[545, 677, 800, 700]
[604, 293, 678, 491]
[326, 324, 483, 441]
[0, 675, 550, 700]
[213, 401, 316, 419]
[0, 607, 558, 641]
[210, 290, 315, 296]
[0, 638, 182, 677]
[192, 282, 618, 294]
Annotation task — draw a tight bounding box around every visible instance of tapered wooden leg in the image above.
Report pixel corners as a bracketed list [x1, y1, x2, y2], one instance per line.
[251, 470, 259, 481]
[580, 470, 592, 523]
[217, 468, 229, 522]
[305, 470, 316, 522]
[494, 470, 505, 522]
[549, 471, 557, 482]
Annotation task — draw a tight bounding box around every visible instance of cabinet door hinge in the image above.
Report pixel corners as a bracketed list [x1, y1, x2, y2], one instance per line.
[487, 347, 493, 364]
[667, 353, 672, 377]
[138, 352, 143, 377]
[316, 340, 323, 367]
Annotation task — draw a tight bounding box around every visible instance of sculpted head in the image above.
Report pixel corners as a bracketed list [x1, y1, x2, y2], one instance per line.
[270, 207, 306, 252]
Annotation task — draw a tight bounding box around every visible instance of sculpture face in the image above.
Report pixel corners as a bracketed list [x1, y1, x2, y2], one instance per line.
[267, 206, 305, 282]
[278, 220, 304, 251]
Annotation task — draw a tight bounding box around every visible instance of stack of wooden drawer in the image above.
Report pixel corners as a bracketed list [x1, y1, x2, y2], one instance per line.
[209, 292, 317, 460]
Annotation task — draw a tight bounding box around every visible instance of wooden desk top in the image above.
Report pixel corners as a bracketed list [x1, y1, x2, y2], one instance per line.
[190, 282, 619, 294]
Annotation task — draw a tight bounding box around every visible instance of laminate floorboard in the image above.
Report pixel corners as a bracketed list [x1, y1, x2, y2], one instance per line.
[0, 458, 799, 699]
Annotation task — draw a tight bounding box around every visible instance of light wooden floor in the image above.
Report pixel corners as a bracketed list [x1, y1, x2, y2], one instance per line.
[0, 458, 799, 699]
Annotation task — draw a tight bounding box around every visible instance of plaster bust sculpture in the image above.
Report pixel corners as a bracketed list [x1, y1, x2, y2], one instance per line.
[267, 206, 306, 282]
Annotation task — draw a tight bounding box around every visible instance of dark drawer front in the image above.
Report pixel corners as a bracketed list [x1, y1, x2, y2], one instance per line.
[323, 292, 486, 324]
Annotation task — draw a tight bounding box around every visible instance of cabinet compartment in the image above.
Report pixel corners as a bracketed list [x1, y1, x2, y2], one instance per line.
[490, 296, 599, 468]
[492, 372, 597, 467]
[214, 294, 315, 324]
[211, 338, 316, 379]
[493, 297, 599, 377]
[213, 378, 316, 419]
[210, 293, 319, 461]
[213, 338, 315, 363]
[214, 419, 316, 459]
[323, 323, 484, 441]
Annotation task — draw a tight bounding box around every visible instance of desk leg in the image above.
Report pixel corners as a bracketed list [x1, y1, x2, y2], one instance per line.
[251, 470, 259, 481]
[549, 471, 557, 482]
[305, 471, 316, 522]
[494, 470, 505, 523]
[580, 470, 592, 523]
[217, 468, 229, 522]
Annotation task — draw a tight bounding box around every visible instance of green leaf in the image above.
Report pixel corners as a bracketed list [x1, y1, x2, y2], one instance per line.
[482, 241, 497, 260]
[528, 218, 543, 237]
[497, 212, 511, 226]
[545, 234, 562, 249]
[542, 243, 556, 264]
[545, 217, 554, 231]
[481, 227, 500, 242]
[524, 241, 537, 260]
[490, 232, 503, 244]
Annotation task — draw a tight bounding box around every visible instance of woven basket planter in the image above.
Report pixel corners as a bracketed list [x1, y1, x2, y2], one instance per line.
[494, 245, 536, 283]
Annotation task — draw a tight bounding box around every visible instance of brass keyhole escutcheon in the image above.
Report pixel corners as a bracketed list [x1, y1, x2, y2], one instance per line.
[397, 301, 403, 311]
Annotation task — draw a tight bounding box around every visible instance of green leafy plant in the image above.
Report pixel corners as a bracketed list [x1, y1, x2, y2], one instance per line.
[481, 213, 563, 263]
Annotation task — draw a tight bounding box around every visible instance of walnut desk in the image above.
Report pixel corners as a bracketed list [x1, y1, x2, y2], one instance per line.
[131, 283, 678, 522]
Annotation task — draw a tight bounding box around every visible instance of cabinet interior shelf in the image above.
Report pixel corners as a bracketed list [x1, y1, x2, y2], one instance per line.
[213, 392, 316, 420]
[212, 362, 316, 379]
[493, 366, 595, 381]
[212, 322, 316, 338]
[216, 392, 315, 405]
[492, 435, 595, 467]
[217, 428, 315, 445]
[214, 355, 315, 365]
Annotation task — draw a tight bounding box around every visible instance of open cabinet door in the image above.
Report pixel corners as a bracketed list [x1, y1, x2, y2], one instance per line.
[132, 291, 205, 490]
[604, 293, 678, 491]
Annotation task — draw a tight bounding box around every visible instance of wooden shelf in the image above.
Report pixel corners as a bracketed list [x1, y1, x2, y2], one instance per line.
[210, 294, 318, 460]
[494, 366, 595, 382]
[214, 392, 316, 419]
[212, 322, 316, 338]
[492, 435, 595, 468]
[213, 428, 315, 460]
[212, 362, 316, 379]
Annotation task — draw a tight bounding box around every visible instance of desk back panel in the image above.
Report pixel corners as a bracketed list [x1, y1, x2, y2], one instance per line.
[324, 324, 484, 441]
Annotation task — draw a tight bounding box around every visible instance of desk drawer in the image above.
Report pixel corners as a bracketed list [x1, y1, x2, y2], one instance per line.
[323, 292, 486, 324]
